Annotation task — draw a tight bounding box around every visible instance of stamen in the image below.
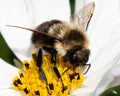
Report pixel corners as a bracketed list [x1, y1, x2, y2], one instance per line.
[23, 87, 29, 94]
[12, 50, 84, 96]
[19, 71, 24, 78]
[35, 90, 40, 96]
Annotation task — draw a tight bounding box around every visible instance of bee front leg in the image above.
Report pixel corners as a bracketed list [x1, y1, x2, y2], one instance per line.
[36, 48, 53, 94]
[43, 47, 61, 78]
[43, 47, 67, 92]
[51, 50, 67, 92]
[50, 49, 61, 78]
[36, 48, 47, 81]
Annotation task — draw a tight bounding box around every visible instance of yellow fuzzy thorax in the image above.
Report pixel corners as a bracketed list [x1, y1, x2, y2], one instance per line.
[12, 50, 84, 96]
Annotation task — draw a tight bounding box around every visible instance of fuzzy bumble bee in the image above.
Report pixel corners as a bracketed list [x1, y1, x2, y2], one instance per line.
[8, 2, 95, 94]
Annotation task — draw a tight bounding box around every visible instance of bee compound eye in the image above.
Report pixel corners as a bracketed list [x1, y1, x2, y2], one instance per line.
[73, 54, 78, 60]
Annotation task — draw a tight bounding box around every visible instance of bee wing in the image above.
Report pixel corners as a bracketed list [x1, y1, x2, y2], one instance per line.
[71, 2, 95, 32]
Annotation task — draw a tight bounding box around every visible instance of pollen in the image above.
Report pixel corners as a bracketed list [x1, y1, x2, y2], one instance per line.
[12, 50, 84, 96]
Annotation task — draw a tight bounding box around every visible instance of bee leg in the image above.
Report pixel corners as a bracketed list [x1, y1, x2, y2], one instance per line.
[51, 50, 67, 92]
[35, 48, 51, 94]
[50, 49, 68, 92]
[43, 47, 60, 77]
[50, 49, 61, 78]
[83, 64, 91, 74]
[43, 47, 67, 92]
[33, 48, 45, 79]
[36, 48, 47, 81]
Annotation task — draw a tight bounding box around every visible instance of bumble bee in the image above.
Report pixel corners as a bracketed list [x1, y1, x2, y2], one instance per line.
[7, 2, 95, 92]
[31, 19, 91, 74]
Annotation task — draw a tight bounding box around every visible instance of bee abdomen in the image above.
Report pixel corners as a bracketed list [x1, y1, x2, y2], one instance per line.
[31, 20, 62, 47]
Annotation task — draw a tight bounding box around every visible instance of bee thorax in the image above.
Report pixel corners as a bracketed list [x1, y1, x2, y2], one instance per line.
[55, 43, 67, 56]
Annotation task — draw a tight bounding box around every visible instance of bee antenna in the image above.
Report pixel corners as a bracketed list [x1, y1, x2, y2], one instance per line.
[6, 25, 63, 41]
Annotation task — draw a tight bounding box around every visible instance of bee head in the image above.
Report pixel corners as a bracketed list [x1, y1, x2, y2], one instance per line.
[63, 46, 90, 66]
[70, 48, 90, 65]
[62, 47, 90, 75]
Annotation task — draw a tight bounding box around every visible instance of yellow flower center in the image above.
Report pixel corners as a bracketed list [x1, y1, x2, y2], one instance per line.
[12, 50, 84, 96]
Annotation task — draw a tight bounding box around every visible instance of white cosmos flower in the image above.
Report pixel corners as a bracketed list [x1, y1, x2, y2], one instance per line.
[0, 0, 120, 96]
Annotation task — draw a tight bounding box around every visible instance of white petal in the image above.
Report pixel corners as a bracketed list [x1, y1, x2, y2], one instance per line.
[29, 0, 70, 25]
[90, 63, 120, 96]
[0, 0, 33, 60]
[0, 58, 19, 89]
[0, 89, 22, 96]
